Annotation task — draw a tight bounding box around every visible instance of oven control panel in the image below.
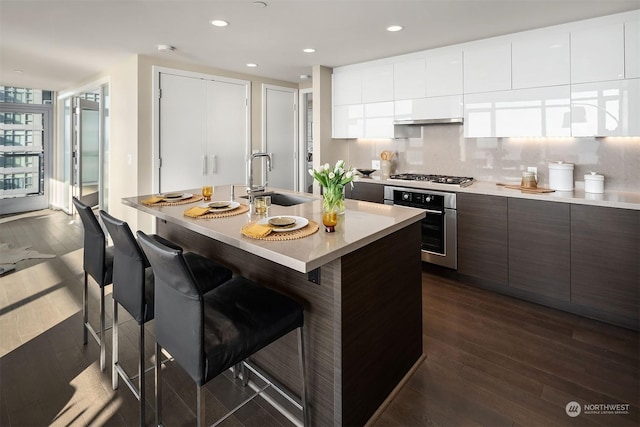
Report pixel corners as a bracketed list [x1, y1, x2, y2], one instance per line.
[395, 190, 445, 210]
[383, 186, 457, 210]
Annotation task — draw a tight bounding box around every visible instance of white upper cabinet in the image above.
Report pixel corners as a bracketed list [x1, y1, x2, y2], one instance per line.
[464, 86, 571, 138]
[333, 69, 362, 105]
[463, 41, 512, 94]
[571, 23, 625, 84]
[571, 79, 640, 137]
[625, 18, 640, 78]
[512, 31, 570, 89]
[332, 10, 638, 138]
[333, 104, 364, 139]
[425, 48, 463, 96]
[364, 102, 395, 138]
[394, 58, 426, 100]
[395, 96, 463, 121]
[362, 64, 394, 103]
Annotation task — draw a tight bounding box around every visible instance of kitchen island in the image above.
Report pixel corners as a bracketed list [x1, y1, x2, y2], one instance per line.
[123, 185, 426, 426]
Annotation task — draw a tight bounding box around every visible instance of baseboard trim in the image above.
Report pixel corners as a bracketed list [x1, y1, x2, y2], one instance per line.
[364, 353, 427, 427]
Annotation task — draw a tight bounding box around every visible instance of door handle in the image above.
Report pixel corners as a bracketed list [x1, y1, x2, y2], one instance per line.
[202, 156, 207, 175]
[211, 155, 217, 174]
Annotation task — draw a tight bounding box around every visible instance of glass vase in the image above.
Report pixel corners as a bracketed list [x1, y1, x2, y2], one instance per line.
[322, 185, 345, 215]
[322, 185, 344, 232]
[322, 206, 339, 232]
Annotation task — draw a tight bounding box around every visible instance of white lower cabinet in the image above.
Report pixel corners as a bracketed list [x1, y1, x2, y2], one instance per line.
[464, 86, 571, 137]
[394, 95, 463, 121]
[571, 79, 640, 137]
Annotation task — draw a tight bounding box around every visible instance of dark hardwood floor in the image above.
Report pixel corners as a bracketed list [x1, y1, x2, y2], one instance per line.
[1, 209, 638, 426]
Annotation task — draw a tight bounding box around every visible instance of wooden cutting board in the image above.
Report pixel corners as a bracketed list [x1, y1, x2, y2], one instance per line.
[496, 183, 555, 193]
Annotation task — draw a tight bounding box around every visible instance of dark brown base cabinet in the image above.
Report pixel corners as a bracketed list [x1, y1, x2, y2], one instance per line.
[457, 193, 508, 289]
[571, 204, 639, 329]
[508, 198, 571, 302]
[345, 180, 384, 204]
[457, 193, 639, 330]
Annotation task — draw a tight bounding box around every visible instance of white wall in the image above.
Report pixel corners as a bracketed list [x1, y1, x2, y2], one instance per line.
[312, 65, 348, 194]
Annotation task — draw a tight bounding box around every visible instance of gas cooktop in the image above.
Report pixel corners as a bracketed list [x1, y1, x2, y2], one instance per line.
[389, 173, 475, 187]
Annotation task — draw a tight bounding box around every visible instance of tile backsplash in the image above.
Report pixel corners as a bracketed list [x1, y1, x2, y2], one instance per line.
[347, 125, 640, 191]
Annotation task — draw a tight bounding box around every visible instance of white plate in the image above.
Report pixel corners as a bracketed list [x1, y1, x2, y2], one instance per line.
[197, 201, 240, 212]
[161, 192, 183, 199]
[258, 216, 309, 232]
[161, 192, 193, 201]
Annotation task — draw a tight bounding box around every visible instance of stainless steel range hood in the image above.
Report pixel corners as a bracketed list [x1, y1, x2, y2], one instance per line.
[393, 117, 463, 138]
[394, 117, 463, 125]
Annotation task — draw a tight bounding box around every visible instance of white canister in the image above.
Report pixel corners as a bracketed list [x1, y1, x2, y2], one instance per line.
[548, 161, 574, 191]
[584, 172, 604, 194]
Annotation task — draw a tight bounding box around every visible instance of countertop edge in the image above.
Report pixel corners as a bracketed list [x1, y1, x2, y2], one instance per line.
[123, 193, 425, 274]
[357, 177, 640, 210]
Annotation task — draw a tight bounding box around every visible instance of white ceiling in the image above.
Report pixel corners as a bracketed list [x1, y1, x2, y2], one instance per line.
[1, 0, 639, 91]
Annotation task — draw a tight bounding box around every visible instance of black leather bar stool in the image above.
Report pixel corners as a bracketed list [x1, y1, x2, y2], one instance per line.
[99, 210, 154, 426]
[100, 211, 233, 426]
[137, 232, 309, 427]
[72, 197, 113, 372]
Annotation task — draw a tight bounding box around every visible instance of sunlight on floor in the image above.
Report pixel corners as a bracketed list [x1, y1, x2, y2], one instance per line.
[0, 249, 86, 356]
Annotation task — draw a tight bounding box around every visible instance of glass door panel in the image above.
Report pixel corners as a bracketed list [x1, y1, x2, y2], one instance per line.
[0, 106, 50, 214]
[74, 98, 100, 207]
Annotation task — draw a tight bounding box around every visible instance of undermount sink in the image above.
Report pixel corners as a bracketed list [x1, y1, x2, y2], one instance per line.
[240, 192, 314, 206]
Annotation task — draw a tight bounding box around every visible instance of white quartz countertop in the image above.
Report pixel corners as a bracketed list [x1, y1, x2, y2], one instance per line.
[360, 176, 640, 210]
[123, 186, 425, 273]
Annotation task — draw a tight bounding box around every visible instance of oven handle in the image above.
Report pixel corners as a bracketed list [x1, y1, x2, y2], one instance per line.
[389, 202, 444, 215]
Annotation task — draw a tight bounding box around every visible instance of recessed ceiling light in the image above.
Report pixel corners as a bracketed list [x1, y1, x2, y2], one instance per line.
[386, 25, 403, 32]
[157, 44, 176, 52]
[253, 1, 267, 7]
[303, 48, 316, 53]
[210, 19, 229, 27]
[246, 63, 258, 68]
[13, 70, 23, 73]
[300, 74, 311, 80]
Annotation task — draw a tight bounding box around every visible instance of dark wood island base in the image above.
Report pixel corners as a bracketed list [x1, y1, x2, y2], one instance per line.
[157, 220, 423, 426]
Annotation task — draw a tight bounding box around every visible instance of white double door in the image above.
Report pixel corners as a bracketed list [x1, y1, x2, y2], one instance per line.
[159, 72, 249, 193]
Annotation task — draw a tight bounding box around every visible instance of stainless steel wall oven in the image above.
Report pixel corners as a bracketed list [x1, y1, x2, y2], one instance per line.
[384, 186, 458, 270]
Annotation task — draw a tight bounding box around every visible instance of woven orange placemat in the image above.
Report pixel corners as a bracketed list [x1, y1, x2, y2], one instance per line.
[184, 204, 249, 219]
[141, 194, 203, 206]
[241, 220, 320, 241]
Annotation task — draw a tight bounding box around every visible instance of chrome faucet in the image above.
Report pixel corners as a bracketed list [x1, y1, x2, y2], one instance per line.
[247, 152, 272, 194]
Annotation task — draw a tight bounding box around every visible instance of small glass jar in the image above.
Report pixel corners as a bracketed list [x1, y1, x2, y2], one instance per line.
[521, 171, 537, 188]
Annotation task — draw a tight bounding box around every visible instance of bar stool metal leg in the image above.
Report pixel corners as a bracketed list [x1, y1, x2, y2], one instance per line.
[298, 327, 309, 427]
[83, 272, 89, 345]
[112, 301, 119, 390]
[241, 362, 249, 387]
[155, 342, 163, 427]
[113, 301, 147, 425]
[138, 322, 145, 426]
[100, 286, 106, 372]
[197, 385, 205, 427]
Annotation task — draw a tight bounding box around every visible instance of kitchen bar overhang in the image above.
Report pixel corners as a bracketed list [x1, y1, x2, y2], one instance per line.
[123, 185, 426, 426]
